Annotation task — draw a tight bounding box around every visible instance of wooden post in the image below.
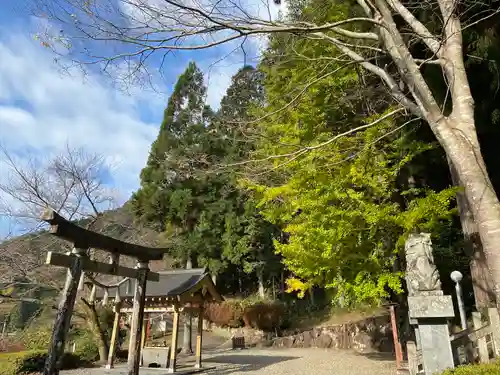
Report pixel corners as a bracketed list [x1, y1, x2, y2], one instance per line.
[488, 307, 500, 357]
[168, 307, 180, 373]
[43, 247, 85, 375]
[389, 305, 403, 369]
[473, 312, 489, 363]
[1, 320, 7, 338]
[195, 308, 204, 369]
[146, 316, 152, 343]
[78, 272, 85, 291]
[89, 285, 97, 302]
[127, 261, 149, 375]
[140, 314, 148, 349]
[407, 341, 418, 375]
[46, 252, 160, 281]
[106, 303, 122, 369]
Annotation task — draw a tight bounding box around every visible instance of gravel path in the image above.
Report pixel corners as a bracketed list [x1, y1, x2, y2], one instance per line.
[61, 348, 397, 375]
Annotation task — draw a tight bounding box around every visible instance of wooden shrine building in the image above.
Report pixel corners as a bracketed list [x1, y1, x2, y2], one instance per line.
[95, 268, 223, 373]
[39, 208, 223, 375]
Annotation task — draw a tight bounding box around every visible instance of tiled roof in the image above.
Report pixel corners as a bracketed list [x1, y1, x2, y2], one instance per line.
[94, 268, 218, 299]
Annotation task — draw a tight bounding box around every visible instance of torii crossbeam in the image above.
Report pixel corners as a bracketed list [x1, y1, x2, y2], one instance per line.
[40, 209, 168, 375]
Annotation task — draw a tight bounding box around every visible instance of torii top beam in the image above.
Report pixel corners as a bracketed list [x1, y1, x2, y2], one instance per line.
[41, 209, 167, 261]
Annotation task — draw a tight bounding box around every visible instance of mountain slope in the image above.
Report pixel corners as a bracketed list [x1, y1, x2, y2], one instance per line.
[0, 204, 170, 290]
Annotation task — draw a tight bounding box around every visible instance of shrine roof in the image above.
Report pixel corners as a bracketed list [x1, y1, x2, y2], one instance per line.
[94, 268, 222, 302]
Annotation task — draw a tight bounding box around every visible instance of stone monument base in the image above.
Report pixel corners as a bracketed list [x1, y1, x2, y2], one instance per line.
[408, 295, 455, 375]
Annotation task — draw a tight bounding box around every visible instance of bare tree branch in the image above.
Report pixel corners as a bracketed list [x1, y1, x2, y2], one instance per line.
[0, 145, 116, 286]
[225, 107, 405, 167]
[28, 0, 500, 305]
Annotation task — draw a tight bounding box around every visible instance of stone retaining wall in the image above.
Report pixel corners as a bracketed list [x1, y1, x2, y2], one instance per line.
[224, 314, 394, 354]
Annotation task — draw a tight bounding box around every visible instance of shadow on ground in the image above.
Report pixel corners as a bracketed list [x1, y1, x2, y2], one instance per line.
[357, 352, 396, 362]
[197, 354, 300, 374]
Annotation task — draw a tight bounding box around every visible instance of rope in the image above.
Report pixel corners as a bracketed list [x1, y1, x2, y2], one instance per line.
[82, 253, 135, 304]
[85, 252, 133, 292]
[86, 275, 131, 290]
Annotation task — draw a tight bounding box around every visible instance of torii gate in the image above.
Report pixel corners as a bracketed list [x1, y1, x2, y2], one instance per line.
[40, 209, 168, 375]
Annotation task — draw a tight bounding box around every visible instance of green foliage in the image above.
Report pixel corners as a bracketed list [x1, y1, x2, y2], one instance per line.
[245, 0, 457, 306]
[21, 325, 52, 350]
[0, 350, 47, 375]
[73, 334, 99, 363]
[7, 301, 43, 331]
[20, 324, 99, 362]
[133, 62, 282, 294]
[68, 324, 102, 363]
[132, 61, 212, 230]
[127, 0, 500, 311]
[440, 361, 500, 375]
[96, 306, 115, 339]
[0, 350, 90, 375]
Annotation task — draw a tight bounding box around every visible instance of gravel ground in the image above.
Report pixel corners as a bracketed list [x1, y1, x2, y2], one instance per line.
[60, 348, 397, 375]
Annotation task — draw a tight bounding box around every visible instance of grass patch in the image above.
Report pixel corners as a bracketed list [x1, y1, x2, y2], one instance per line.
[0, 350, 92, 375]
[441, 361, 500, 374]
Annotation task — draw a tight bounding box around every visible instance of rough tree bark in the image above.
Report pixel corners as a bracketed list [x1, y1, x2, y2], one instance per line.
[80, 299, 110, 362]
[257, 268, 265, 298]
[31, 0, 500, 309]
[448, 159, 495, 309]
[441, 127, 500, 306]
[372, 0, 500, 308]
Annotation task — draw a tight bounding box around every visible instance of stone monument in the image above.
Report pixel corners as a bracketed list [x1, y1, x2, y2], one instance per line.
[405, 233, 455, 374]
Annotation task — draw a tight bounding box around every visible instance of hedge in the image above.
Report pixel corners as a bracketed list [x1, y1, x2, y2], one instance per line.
[441, 361, 500, 375]
[204, 300, 286, 331]
[204, 300, 244, 328]
[0, 350, 92, 375]
[243, 303, 285, 331]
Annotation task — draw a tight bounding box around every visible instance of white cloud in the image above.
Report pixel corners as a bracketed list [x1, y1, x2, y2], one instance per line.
[115, 0, 288, 108]
[0, 33, 163, 235]
[0, 0, 291, 239]
[120, 0, 285, 29]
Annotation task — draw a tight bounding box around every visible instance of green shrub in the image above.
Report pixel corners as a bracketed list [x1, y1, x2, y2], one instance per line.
[440, 361, 500, 375]
[73, 332, 99, 362]
[0, 350, 92, 375]
[0, 350, 46, 375]
[21, 326, 52, 350]
[60, 352, 88, 369]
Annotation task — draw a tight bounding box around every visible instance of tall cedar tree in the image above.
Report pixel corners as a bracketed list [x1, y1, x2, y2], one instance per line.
[214, 66, 282, 297]
[132, 62, 210, 353]
[132, 64, 281, 350]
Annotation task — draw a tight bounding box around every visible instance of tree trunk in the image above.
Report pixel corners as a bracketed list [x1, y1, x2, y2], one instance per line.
[280, 271, 285, 296]
[428, 0, 500, 309]
[80, 299, 109, 363]
[309, 288, 315, 306]
[238, 270, 243, 294]
[448, 159, 495, 308]
[182, 256, 193, 354]
[182, 315, 193, 354]
[440, 123, 500, 309]
[257, 269, 265, 298]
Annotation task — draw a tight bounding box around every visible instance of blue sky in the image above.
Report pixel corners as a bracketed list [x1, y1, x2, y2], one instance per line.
[0, 0, 285, 240]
